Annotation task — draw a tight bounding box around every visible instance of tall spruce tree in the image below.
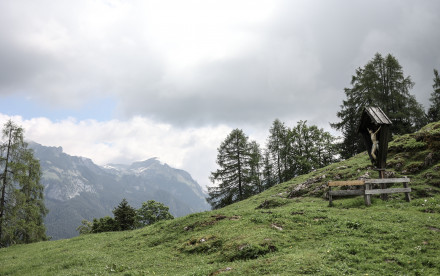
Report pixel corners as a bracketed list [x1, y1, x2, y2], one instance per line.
[207, 129, 254, 209]
[427, 69, 440, 122]
[331, 53, 426, 159]
[0, 120, 47, 247]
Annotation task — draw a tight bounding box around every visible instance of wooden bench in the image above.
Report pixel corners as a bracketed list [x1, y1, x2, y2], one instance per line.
[328, 178, 411, 206]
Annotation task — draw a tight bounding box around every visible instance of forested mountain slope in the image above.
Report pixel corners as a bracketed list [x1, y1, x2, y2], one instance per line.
[1, 121, 439, 275]
[30, 142, 209, 240]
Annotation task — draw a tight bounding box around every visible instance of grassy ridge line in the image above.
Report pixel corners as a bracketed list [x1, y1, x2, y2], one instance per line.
[1, 122, 440, 275]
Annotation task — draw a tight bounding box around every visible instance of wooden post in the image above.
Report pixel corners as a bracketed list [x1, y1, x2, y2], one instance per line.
[328, 186, 333, 207]
[378, 169, 388, 201]
[403, 182, 411, 202]
[364, 183, 371, 206]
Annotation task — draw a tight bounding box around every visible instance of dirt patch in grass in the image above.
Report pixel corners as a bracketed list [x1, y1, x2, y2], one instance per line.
[428, 226, 440, 232]
[256, 199, 288, 209]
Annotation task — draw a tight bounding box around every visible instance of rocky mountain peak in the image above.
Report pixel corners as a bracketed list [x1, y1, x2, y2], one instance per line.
[28, 142, 210, 240]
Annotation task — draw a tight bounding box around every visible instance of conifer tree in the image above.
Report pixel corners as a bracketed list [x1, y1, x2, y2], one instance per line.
[286, 121, 337, 176]
[248, 141, 263, 194]
[427, 69, 440, 122]
[0, 120, 47, 247]
[289, 121, 315, 175]
[261, 149, 276, 190]
[266, 119, 288, 184]
[113, 198, 136, 231]
[207, 129, 254, 209]
[332, 53, 426, 159]
[11, 150, 48, 243]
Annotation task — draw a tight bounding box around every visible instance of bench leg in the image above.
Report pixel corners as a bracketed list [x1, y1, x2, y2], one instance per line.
[328, 187, 333, 207]
[364, 183, 371, 206]
[403, 182, 411, 202]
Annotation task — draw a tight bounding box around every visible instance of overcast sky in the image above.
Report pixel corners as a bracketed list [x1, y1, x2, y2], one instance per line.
[1, 0, 439, 189]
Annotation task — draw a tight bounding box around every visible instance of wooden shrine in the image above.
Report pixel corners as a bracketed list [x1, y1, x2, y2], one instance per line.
[357, 106, 392, 175]
[327, 107, 411, 206]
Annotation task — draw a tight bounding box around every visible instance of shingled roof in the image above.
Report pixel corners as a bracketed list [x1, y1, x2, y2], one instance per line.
[358, 107, 392, 133]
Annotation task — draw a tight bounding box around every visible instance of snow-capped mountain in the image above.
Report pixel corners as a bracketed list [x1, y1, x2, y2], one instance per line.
[29, 142, 210, 240]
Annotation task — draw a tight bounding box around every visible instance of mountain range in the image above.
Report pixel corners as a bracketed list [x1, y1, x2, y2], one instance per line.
[29, 142, 210, 240]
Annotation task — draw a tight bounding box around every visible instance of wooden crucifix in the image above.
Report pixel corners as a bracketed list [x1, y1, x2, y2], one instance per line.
[357, 107, 392, 179]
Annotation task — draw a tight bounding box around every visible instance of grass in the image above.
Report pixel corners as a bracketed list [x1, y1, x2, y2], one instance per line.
[2, 196, 439, 275]
[1, 121, 440, 275]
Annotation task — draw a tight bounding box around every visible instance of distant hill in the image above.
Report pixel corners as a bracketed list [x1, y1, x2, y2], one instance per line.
[2, 122, 439, 275]
[29, 142, 210, 240]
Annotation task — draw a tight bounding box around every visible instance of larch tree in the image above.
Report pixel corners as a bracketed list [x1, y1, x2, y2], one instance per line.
[331, 53, 426, 159]
[0, 120, 47, 247]
[207, 129, 254, 209]
[261, 149, 276, 190]
[289, 121, 315, 176]
[266, 119, 288, 184]
[314, 128, 338, 168]
[427, 69, 440, 123]
[287, 121, 337, 176]
[248, 141, 263, 194]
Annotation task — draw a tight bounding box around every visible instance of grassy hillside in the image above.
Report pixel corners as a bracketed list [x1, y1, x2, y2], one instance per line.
[1, 122, 440, 275]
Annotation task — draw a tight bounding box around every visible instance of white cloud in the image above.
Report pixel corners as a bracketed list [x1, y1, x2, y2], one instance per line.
[0, 114, 232, 189]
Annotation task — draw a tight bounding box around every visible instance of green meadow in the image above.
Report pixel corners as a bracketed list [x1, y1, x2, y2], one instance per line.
[1, 122, 440, 275]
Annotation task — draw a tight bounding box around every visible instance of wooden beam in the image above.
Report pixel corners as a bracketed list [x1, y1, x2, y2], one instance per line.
[329, 190, 365, 196]
[364, 178, 410, 184]
[364, 188, 411, 195]
[328, 180, 365, 187]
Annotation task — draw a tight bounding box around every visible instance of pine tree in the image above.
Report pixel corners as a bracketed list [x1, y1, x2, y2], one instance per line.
[427, 69, 440, 122]
[0, 120, 47, 247]
[332, 53, 426, 159]
[207, 129, 253, 209]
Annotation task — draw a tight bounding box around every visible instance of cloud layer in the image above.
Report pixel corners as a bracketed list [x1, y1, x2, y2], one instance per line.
[0, 114, 234, 189]
[1, 0, 439, 126]
[1, 0, 440, 187]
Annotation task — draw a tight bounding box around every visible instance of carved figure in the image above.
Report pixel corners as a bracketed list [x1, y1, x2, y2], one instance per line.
[368, 126, 381, 160]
